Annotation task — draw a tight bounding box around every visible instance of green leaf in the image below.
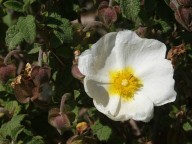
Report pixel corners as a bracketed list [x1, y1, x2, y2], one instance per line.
[5, 25, 24, 50]
[5, 15, 36, 50]
[74, 90, 80, 99]
[183, 122, 192, 132]
[0, 115, 25, 140]
[2, 13, 12, 27]
[22, 129, 33, 137]
[3, 0, 23, 12]
[4, 101, 21, 116]
[28, 43, 41, 54]
[51, 30, 65, 48]
[46, 13, 72, 48]
[169, 105, 179, 119]
[115, 0, 141, 23]
[91, 121, 112, 141]
[23, 0, 36, 11]
[0, 135, 10, 144]
[59, 18, 73, 42]
[154, 19, 171, 33]
[17, 15, 36, 43]
[27, 136, 44, 144]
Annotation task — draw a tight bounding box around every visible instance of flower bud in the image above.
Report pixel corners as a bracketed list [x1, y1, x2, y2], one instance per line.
[48, 108, 71, 135]
[31, 65, 51, 86]
[76, 122, 89, 134]
[175, 7, 192, 31]
[97, 1, 119, 26]
[31, 83, 53, 108]
[135, 27, 151, 38]
[177, 0, 192, 6]
[170, 0, 192, 31]
[0, 58, 16, 84]
[71, 64, 85, 80]
[13, 76, 35, 103]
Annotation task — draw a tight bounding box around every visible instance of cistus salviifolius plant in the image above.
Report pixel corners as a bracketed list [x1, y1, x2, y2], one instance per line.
[0, 0, 192, 144]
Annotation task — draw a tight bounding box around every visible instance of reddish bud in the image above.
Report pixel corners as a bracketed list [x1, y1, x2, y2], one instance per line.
[113, 5, 121, 14]
[170, 0, 192, 31]
[175, 7, 192, 31]
[71, 64, 85, 80]
[13, 77, 35, 103]
[0, 64, 16, 84]
[135, 27, 151, 38]
[177, 0, 192, 6]
[0, 58, 16, 84]
[31, 83, 53, 108]
[98, 1, 118, 26]
[48, 108, 71, 135]
[31, 65, 51, 86]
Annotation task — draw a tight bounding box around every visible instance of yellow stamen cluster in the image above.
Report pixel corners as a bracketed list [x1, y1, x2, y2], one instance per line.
[10, 75, 22, 88]
[24, 63, 32, 77]
[109, 68, 143, 101]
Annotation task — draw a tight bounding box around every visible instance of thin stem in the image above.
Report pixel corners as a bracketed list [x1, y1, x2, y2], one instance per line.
[109, 0, 113, 7]
[38, 48, 43, 67]
[60, 93, 71, 115]
[4, 50, 21, 65]
[16, 57, 24, 75]
[129, 119, 141, 136]
[51, 51, 66, 68]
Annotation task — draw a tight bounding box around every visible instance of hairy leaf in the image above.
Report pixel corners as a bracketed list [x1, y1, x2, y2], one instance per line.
[17, 15, 36, 43]
[0, 115, 25, 140]
[4, 101, 21, 116]
[3, 0, 23, 12]
[116, 0, 141, 23]
[28, 43, 41, 54]
[0, 135, 10, 144]
[27, 136, 44, 144]
[51, 30, 65, 48]
[74, 90, 80, 99]
[46, 13, 72, 48]
[91, 121, 112, 141]
[5, 25, 24, 50]
[23, 0, 36, 11]
[155, 19, 172, 33]
[59, 18, 73, 42]
[183, 122, 192, 132]
[2, 13, 12, 27]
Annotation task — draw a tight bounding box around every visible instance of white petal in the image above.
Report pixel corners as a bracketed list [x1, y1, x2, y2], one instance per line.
[114, 30, 166, 68]
[93, 95, 121, 118]
[84, 76, 154, 122]
[84, 76, 121, 116]
[78, 32, 118, 76]
[108, 93, 154, 122]
[136, 60, 176, 106]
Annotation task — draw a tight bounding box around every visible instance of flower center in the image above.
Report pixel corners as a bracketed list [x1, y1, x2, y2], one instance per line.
[121, 79, 128, 86]
[109, 68, 143, 101]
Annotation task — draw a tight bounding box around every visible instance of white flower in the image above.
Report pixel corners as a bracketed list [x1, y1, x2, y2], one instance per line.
[78, 30, 176, 122]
